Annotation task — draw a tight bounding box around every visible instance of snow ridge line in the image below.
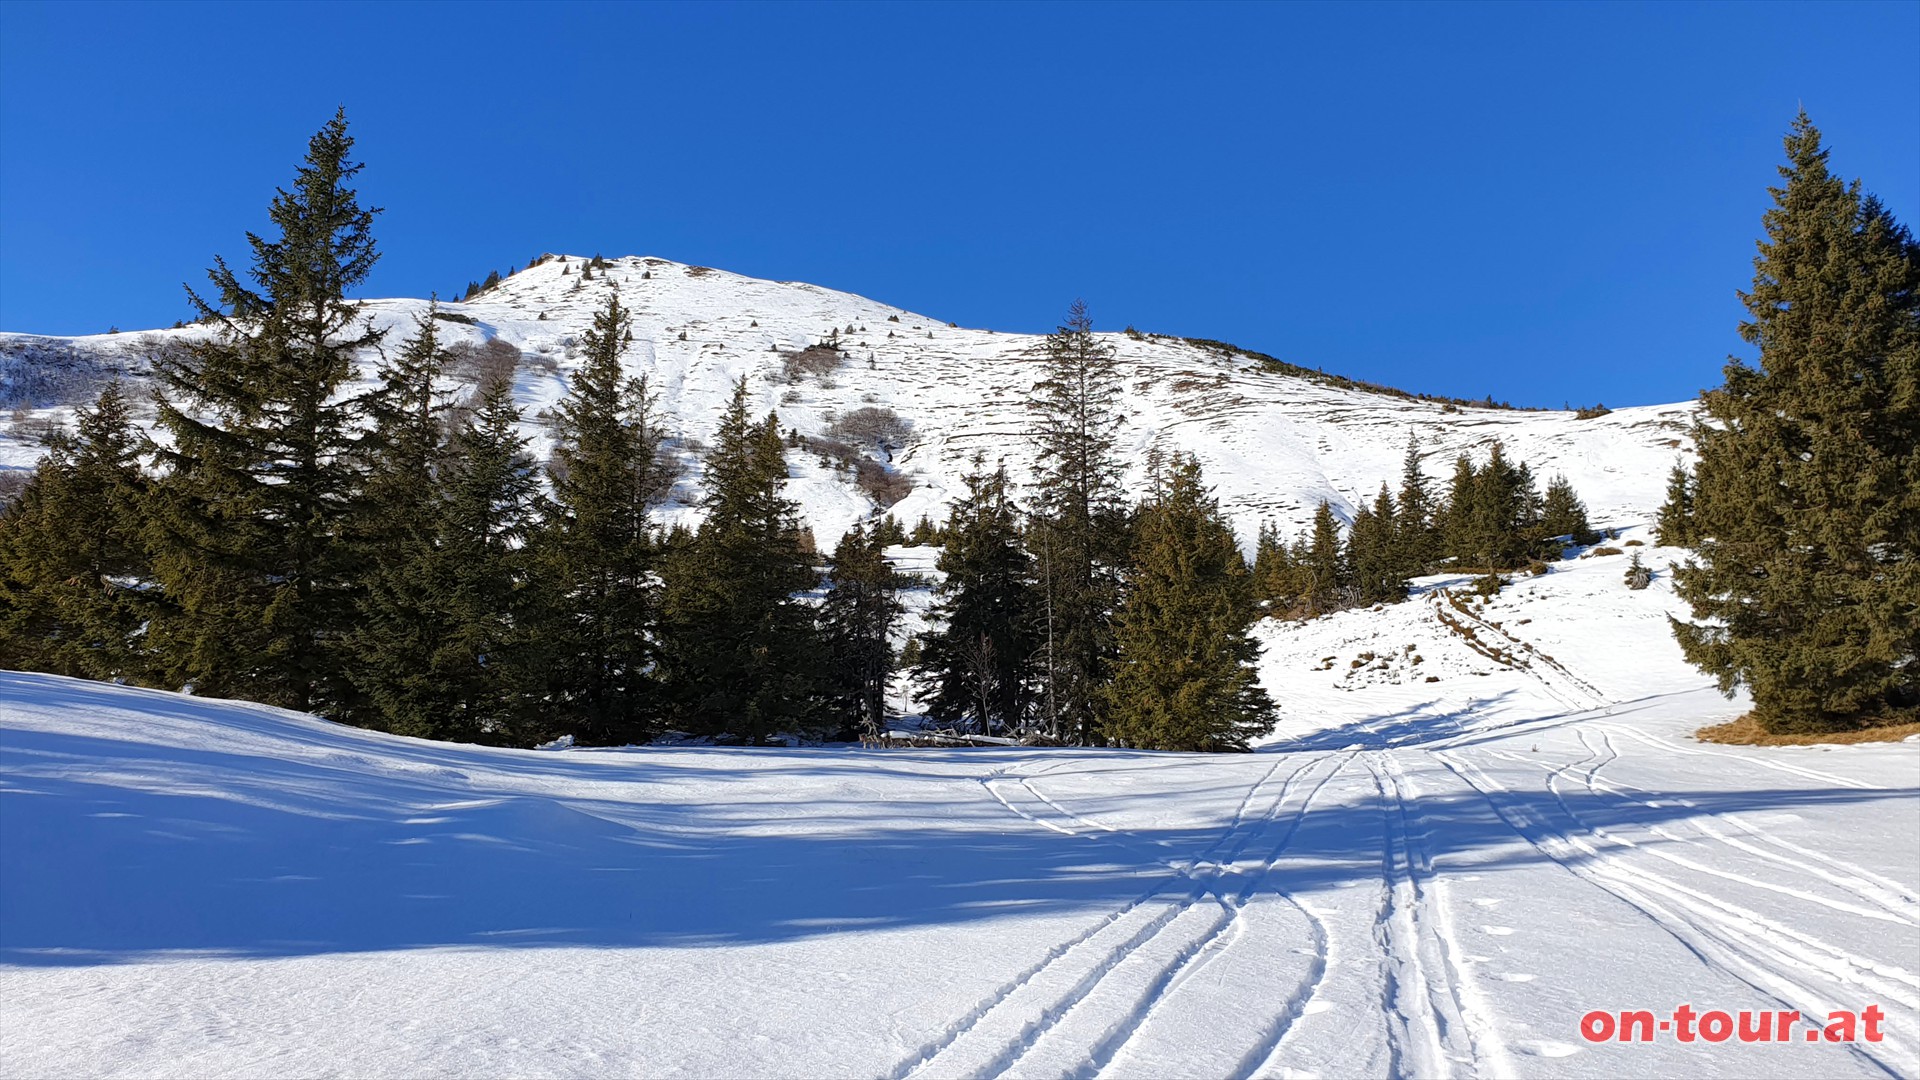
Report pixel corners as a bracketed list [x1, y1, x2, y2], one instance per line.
[886, 756, 1298, 1080]
[1435, 747, 1918, 1079]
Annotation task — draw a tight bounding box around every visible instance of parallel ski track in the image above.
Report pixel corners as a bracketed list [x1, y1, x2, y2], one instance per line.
[1095, 753, 1351, 1080]
[1434, 743, 1918, 1079]
[1480, 730, 1918, 926]
[891, 751, 1347, 1080]
[1359, 752, 1513, 1080]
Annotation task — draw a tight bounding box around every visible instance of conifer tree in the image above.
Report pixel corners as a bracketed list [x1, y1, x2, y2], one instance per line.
[1027, 300, 1129, 743]
[871, 515, 907, 547]
[345, 310, 456, 734]
[1251, 521, 1293, 610]
[1395, 433, 1438, 574]
[1538, 474, 1598, 550]
[1672, 114, 1919, 731]
[535, 294, 668, 745]
[818, 523, 901, 738]
[1654, 463, 1697, 547]
[915, 456, 1033, 735]
[437, 377, 545, 742]
[1440, 452, 1479, 568]
[909, 514, 940, 546]
[0, 382, 152, 680]
[146, 110, 381, 712]
[1103, 456, 1275, 751]
[1349, 485, 1407, 605]
[660, 378, 820, 742]
[1471, 443, 1530, 569]
[1301, 501, 1346, 614]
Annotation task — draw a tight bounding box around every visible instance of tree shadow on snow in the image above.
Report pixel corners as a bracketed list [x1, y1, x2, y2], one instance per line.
[0, 675, 1911, 967]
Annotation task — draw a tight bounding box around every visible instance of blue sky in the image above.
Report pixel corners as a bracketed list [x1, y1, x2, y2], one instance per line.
[1, 1, 1914, 407]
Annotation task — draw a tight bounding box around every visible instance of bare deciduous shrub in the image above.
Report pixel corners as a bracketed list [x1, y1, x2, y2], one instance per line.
[827, 405, 909, 448]
[781, 345, 842, 384]
[445, 338, 523, 389]
[854, 459, 912, 507]
[800, 435, 861, 469]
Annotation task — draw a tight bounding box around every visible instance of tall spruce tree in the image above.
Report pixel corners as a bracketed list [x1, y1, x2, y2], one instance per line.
[660, 378, 821, 742]
[1396, 434, 1438, 577]
[0, 382, 152, 681]
[818, 522, 902, 739]
[1440, 452, 1479, 568]
[345, 311, 457, 735]
[536, 294, 668, 745]
[915, 456, 1033, 735]
[1671, 113, 1919, 731]
[1103, 456, 1276, 751]
[1027, 300, 1129, 743]
[146, 110, 381, 712]
[437, 377, 544, 743]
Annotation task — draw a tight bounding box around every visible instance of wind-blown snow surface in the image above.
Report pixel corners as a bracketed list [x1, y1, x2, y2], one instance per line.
[5, 535, 1918, 1079]
[0, 255, 1695, 548]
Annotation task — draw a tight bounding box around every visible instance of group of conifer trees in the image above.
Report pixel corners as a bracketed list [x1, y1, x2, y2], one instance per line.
[0, 113, 1282, 752]
[1657, 113, 1917, 734]
[0, 113, 882, 749]
[1249, 439, 1599, 618]
[909, 303, 1276, 751]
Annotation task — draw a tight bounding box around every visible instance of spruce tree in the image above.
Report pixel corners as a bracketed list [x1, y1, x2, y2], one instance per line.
[0, 382, 152, 680]
[818, 523, 902, 739]
[1440, 452, 1478, 569]
[1349, 485, 1407, 605]
[437, 377, 544, 742]
[1471, 443, 1529, 570]
[660, 378, 821, 742]
[1395, 433, 1438, 575]
[345, 310, 456, 734]
[915, 456, 1033, 735]
[1538, 474, 1598, 550]
[1027, 300, 1129, 743]
[1103, 456, 1276, 751]
[1654, 463, 1697, 547]
[1251, 521, 1293, 611]
[1301, 501, 1345, 614]
[535, 294, 668, 745]
[146, 109, 381, 712]
[1672, 113, 1919, 731]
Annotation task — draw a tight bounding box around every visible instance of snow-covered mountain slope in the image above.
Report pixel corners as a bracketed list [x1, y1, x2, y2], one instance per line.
[4, 542, 1916, 1078]
[0, 255, 1696, 548]
[6, 286, 1915, 1075]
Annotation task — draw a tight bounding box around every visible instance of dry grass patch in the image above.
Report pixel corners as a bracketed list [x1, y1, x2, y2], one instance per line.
[1696, 714, 1920, 746]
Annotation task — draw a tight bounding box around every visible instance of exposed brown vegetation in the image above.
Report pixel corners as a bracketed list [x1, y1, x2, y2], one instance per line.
[1696, 714, 1920, 746]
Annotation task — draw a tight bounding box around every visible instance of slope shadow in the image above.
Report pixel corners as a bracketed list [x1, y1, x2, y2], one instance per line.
[4, 718, 1908, 967]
